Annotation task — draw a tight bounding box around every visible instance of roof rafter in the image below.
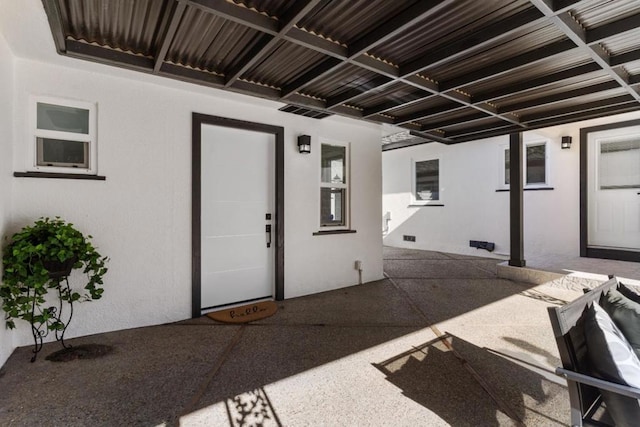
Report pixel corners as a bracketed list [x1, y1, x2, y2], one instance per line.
[153, 0, 187, 73]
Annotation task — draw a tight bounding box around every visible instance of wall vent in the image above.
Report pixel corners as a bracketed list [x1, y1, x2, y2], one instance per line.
[403, 235, 416, 242]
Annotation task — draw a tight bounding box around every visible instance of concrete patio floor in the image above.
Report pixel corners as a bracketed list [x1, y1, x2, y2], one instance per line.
[0, 247, 618, 426]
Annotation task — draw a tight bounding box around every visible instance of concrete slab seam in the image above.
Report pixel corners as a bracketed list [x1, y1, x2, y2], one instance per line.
[383, 271, 526, 426]
[179, 325, 246, 419]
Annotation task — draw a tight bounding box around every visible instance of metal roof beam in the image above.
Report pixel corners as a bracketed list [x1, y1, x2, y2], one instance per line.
[41, 0, 66, 54]
[186, 0, 278, 34]
[66, 40, 155, 72]
[153, 1, 187, 73]
[529, 0, 640, 102]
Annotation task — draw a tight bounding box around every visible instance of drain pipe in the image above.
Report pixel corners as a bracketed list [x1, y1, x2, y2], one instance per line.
[355, 260, 363, 285]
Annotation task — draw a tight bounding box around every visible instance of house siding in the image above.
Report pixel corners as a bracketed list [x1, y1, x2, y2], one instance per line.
[0, 30, 15, 367]
[382, 111, 640, 260]
[1, 56, 383, 351]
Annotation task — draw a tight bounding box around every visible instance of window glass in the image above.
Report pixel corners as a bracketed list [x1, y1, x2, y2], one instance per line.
[37, 102, 90, 134]
[599, 138, 640, 189]
[321, 144, 346, 184]
[526, 144, 546, 184]
[320, 142, 348, 229]
[504, 149, 510, 185]
[36, 138, 88, 167]
[320, 188, 345, 226]
[415, 159, 439, 201]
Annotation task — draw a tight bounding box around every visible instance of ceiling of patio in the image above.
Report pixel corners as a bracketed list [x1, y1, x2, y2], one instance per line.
[41, 0, 640, 149]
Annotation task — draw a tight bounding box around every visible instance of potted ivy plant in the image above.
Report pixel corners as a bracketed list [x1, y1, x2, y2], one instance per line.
[1, 217, 108, 361]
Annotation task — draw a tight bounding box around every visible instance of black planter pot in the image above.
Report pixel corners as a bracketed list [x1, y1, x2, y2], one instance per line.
[43, 257, 77, 279]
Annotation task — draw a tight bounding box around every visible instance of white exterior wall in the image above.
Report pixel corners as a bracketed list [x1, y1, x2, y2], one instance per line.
[4, 57, 383, 348]
[0, 31, 15, 367]
[382, 111, 640, 259]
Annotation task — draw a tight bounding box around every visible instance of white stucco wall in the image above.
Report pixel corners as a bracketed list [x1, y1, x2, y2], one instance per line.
[0, 30, 15, 367]
[382, 111, 640, 260]
[3, 56, 383, 348]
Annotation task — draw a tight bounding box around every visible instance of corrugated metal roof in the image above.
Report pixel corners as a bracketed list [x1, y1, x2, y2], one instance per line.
[42, 0, 640, 147]
[572, 0, 640, 29]
[426, 23, 568, 83]
[351, 83, 430, 109]
[387, 97, 459, 118]
[297, 0, 415, 45]
[515, 87, 632, 118]
[370, 0, 532, 66]
[242, 40, 327, 88]
[302, 63, 379, 99]
[167, 6, 263, 73]
[462, 52, 595, 96]
[59, 0, 169, 56]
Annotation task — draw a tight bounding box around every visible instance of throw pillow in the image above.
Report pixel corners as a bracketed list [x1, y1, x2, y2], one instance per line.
[600, 288, 640, 359]
[584, 303, 640, 427]
[618, 282, 640, 304]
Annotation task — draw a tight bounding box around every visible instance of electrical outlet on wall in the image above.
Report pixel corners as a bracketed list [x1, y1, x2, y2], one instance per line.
[355, 260, 362, 270]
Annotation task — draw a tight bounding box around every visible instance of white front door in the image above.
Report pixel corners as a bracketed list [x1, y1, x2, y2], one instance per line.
[588, 125, 640, 251]
[200, 124, 275, 310]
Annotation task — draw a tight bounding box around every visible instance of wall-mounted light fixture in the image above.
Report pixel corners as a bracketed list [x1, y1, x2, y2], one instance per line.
[298, 135, 311, 154]
[561, 136, 572, 149]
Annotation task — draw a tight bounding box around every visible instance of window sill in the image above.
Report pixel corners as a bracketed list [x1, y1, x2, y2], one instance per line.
[495, 187, 553, 192]
[313, 229, 357, 236]
[408, 204, 445, 207]
[14, 172, 106, 181]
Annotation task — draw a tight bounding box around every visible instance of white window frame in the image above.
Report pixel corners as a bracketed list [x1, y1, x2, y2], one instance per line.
[411, 157, 441, 205]
[28, 96, 97, 175]
[499, 139, 550, 189]
[319, 139, 350, 231]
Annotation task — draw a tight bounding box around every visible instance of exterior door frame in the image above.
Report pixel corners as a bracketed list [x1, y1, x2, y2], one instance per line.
[192, 113, 284, 317]
[580, 118, 640, 262]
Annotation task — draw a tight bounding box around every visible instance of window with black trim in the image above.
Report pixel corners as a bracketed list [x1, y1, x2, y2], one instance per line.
[29, 96, 97, 175]
[500, 140, 549, 189]
[320, 141, 349, 229]
[412, 158, 440, 204]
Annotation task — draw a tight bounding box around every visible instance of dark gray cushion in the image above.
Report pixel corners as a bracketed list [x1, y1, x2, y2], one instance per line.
[601, 288, 640, 359]
[585, 303, 640, 427]
[619, 282, 640, 304]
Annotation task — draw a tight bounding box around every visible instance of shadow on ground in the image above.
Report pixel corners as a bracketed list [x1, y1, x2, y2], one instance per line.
[0, 247, 556, 426]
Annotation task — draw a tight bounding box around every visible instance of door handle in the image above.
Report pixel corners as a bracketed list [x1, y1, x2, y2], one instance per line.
[265, 224, 272, 248]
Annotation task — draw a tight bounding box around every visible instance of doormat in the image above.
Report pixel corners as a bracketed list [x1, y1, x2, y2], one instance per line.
[207, 301, 278, 324]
